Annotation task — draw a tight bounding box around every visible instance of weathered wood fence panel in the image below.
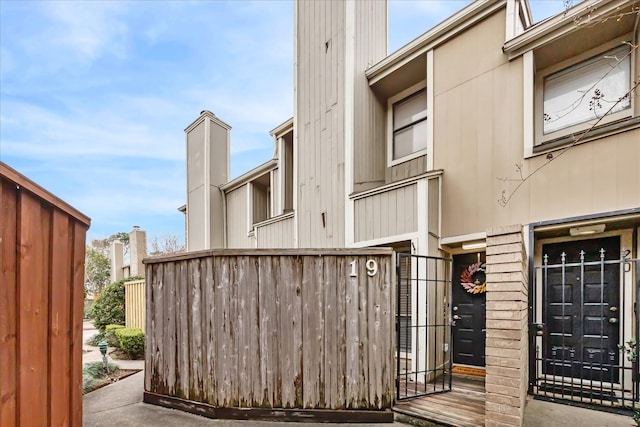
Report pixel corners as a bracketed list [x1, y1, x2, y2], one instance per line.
[125, 279, 146, 330]
[144, 248, 395, 418]
[0, 162, 90, 427]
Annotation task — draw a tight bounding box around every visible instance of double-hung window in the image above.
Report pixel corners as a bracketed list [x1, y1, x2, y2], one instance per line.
[389, 86, 428, 165]
[538, 44, 632, 142]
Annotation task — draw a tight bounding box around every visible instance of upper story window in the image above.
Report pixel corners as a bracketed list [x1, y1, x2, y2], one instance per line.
[536, 42, 633, 146]
[249, 172, 272, 230]
[388, 82, 428, 166]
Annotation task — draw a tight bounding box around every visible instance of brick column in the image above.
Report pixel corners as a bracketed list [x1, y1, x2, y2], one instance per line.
[484, 225, 528, 427]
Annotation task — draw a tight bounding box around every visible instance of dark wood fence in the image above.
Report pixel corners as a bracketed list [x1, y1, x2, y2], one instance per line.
[144, 248, 395, 422]
[0, 162, 90, 426]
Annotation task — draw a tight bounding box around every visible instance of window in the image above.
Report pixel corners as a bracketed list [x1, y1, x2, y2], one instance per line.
[537, 44, 632, 144]
[282, 130, 294, 213]
[388, 83, 428, 165]
[250, 173, 271, 227]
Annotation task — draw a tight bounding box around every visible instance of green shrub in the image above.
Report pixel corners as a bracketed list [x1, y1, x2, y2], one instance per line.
[85, 332, 106, 347]
[115, 327, 145, 357]
[90, 276, 142, 333]
[82, 361, 119, 393]
[105, 324, 125, 347]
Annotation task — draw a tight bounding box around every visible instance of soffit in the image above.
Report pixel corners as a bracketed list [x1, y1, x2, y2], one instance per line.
[533, 11, 636, 70]
[366, 0, 506, 90]
[369, 55, 426, 99]
[504, 0, 638, 59]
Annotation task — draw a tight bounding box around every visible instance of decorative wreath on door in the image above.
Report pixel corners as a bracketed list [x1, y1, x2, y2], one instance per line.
[460, 262, 487, 294]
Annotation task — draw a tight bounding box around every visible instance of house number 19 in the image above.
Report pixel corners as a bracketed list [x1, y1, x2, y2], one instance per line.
[349, 259, 378, 277]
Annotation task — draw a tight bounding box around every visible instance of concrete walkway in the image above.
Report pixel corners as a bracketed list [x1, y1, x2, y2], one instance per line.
[83, 370, 634, 427]
[83, 320, 145, 370]
[523, 398, 633, 427]
[83, 371, 401, 427]
[83, 321, 633, 426]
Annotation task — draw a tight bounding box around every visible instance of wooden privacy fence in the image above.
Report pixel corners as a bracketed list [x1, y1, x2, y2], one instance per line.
[144, 248, 395, 422]
[125, 279, 146, 330]
[0, 162, 90, 426]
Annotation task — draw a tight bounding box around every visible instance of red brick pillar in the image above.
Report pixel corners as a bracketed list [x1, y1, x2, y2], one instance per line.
[484, 225, 528, 427]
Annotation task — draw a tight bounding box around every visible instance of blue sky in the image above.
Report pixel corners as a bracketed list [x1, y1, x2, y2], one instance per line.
[0, 0, 566, 244]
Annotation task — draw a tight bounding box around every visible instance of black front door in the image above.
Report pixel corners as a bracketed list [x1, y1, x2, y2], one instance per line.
[542, 236, 621, 382]
[452, 252, 486, 367]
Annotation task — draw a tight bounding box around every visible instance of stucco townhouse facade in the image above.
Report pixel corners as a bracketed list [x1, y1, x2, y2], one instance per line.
[179, 0, 640, 424]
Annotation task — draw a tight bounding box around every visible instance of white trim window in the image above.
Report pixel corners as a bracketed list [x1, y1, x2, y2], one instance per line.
[539, 44, 632, 142]
[388, 83, 428, 166]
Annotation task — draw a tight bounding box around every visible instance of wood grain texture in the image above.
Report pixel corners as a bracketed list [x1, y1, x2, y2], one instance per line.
[0, 180, 18, 426]
[1, 166, 89, 427]
[144, 252, 394, 413]
[70, 220, 87, 427]
[395, 374, 485, 427]
[49, 211, 72, 427]
[19, 193, 50, 427]
[0, 162, 90, 226]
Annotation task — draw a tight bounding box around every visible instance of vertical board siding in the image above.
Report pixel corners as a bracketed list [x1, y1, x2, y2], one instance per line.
[353, 0, 387, 191]
[295, 0, 346, 248]
[385, 156, 427, 184]
[0, 163, 89, 427]
[125, 279, 146, 330]
[225, 186, 253, 248]
[255, 215, 295, 248]
[145, 249, 394, 411]
[353, 183, 418, 243]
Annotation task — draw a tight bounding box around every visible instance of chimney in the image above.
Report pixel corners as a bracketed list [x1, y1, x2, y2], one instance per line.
[185, 110, 230, 251]
[129, 226, 147, 276]
[109, 240, 124, 283]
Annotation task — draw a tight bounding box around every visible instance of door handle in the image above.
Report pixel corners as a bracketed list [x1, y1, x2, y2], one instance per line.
[609, 318, 618, 324]
[453, 314, 461, 320]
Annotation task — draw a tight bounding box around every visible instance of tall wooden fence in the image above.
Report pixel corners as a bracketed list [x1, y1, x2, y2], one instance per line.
[144, 248, 395, 422]
[0, 162, 90, 426]
[125, 279, 146, 330]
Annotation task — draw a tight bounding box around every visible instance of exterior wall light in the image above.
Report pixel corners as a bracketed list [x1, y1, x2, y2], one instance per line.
[462, 241, 487, 250]
[569, 224, 605, 236]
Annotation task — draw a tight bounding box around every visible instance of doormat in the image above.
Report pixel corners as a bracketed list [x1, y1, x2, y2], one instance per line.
[452, 366, 485, 377]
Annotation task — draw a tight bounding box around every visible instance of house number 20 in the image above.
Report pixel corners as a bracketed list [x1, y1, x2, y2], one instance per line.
[349, 259, 378, 277]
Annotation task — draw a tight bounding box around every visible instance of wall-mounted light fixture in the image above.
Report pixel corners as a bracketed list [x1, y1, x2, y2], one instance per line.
[462, 241, 487, 250]
[569, 224, 605, 236]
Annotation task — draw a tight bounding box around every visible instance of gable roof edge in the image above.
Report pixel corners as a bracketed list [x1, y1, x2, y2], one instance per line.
[503, 0, 633, 59]
[366, 0, 506, 83]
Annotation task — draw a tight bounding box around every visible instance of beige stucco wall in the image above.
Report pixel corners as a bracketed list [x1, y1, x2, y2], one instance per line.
[432, 9, 640, 239]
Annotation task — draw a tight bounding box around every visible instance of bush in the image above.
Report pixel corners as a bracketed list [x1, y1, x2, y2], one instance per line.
[90, 276, 143, 333]
[82, 361, 119, 393]
[85, 332, 106, 347]
[105, 324, 125, 347]
[115, 327, 145, 357]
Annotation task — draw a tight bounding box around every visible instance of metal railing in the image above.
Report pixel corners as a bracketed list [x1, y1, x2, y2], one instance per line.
[530, 252, 639, 411]
[396, 253, 452, 400]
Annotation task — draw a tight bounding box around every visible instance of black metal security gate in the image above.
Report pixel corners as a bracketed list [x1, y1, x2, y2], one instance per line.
[396, 253, 452, 400]
[530, 241, 640, 410]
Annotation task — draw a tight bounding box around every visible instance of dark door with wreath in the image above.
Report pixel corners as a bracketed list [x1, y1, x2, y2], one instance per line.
[452, 252, 486, 367]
